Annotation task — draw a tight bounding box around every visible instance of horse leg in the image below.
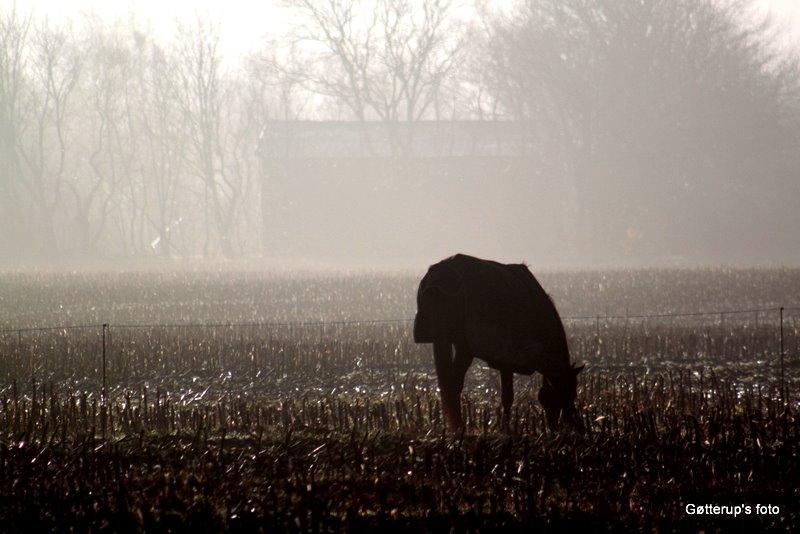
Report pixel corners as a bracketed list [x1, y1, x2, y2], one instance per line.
[433, 341, 459, 431]
[449, 344, 473, 431]
[501, 369, 514, 430]
[434, 340, 475, 432]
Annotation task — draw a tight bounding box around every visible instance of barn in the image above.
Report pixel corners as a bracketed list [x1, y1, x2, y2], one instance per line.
[257, 120, 573, 266]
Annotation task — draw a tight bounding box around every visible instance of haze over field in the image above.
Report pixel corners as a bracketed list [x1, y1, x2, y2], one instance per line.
[2, 0, 800, 269]
[2, 4, 800, 530]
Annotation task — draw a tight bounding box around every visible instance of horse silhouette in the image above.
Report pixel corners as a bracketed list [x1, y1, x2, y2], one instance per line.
[414, 254, 583, 431]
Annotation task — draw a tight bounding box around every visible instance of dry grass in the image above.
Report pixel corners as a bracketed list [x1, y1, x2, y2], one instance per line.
[0, 269, 797, 530]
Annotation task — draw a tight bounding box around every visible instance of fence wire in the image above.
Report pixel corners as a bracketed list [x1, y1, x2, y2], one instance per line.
[0, 305, 796, 397]
[1, 305, 795, 333]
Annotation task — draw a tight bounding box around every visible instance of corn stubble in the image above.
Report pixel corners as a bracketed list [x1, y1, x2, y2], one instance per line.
[0, 270, 797, 531]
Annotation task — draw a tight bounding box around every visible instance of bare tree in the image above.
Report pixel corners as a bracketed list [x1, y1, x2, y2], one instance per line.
[132, 34, 188, 256]
[225, 73, 266, 253]
[67, 22, 138, 255]
[245, 42, 311, 121]
[0, 7, 31, 254]
[283, 0, 466, 152]
[479, 0, 800, 260]
[173, 18, 245, 257]
[15, 21, 83, 254]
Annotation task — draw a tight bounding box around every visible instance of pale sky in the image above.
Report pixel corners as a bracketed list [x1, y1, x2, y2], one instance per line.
[3, 0, 799, 61]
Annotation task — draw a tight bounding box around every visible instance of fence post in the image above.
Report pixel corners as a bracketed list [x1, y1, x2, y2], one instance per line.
[102, 323, 108, 406]
[779, 307, 785, 407]
[595, 315, 601, 357]
[624, 307, 629, 357]
[17, 329, 23, 377]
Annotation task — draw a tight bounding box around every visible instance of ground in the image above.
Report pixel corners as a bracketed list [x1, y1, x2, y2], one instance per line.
[0, 267, 797, 531]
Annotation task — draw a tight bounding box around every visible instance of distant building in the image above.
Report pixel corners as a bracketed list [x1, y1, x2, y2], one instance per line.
[258, 120, 532, 159]
[257, 120, 571, 265]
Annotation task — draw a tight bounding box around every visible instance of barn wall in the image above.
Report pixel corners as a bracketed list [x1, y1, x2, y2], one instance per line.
[261, 156, 572, 266]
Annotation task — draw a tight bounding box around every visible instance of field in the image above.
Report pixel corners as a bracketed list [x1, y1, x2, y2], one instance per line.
[0, 267, 798, 531]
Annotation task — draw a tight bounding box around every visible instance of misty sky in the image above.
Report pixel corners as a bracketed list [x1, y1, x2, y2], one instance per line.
[2, 0, 799, 267]
[5, 0, 800, 59]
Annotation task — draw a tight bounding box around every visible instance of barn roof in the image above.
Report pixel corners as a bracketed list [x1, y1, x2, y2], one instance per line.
[257, 120, 531, 159]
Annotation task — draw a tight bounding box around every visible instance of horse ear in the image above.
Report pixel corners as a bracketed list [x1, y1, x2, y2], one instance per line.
[571, 364, 585, 376]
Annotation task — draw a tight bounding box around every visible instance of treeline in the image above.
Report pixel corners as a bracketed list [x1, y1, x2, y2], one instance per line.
[1, 0, 798, 262]
[0, 13, 265, 258]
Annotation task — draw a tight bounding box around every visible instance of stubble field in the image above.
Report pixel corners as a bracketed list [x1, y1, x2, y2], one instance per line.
[0, 266, 797, 531]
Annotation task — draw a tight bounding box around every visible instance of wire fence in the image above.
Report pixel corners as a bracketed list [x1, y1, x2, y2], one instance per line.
[0, 305, 798, 401]
[3, 305, 798, 334]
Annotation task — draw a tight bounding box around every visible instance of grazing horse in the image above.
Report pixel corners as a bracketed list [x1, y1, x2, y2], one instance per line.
[413, 254, 583, 431]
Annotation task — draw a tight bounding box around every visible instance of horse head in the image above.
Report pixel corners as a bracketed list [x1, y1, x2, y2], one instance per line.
[538, 362, 585, 431]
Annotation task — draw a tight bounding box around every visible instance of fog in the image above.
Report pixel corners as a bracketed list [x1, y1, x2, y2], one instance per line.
[2, 0, 800, 270]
